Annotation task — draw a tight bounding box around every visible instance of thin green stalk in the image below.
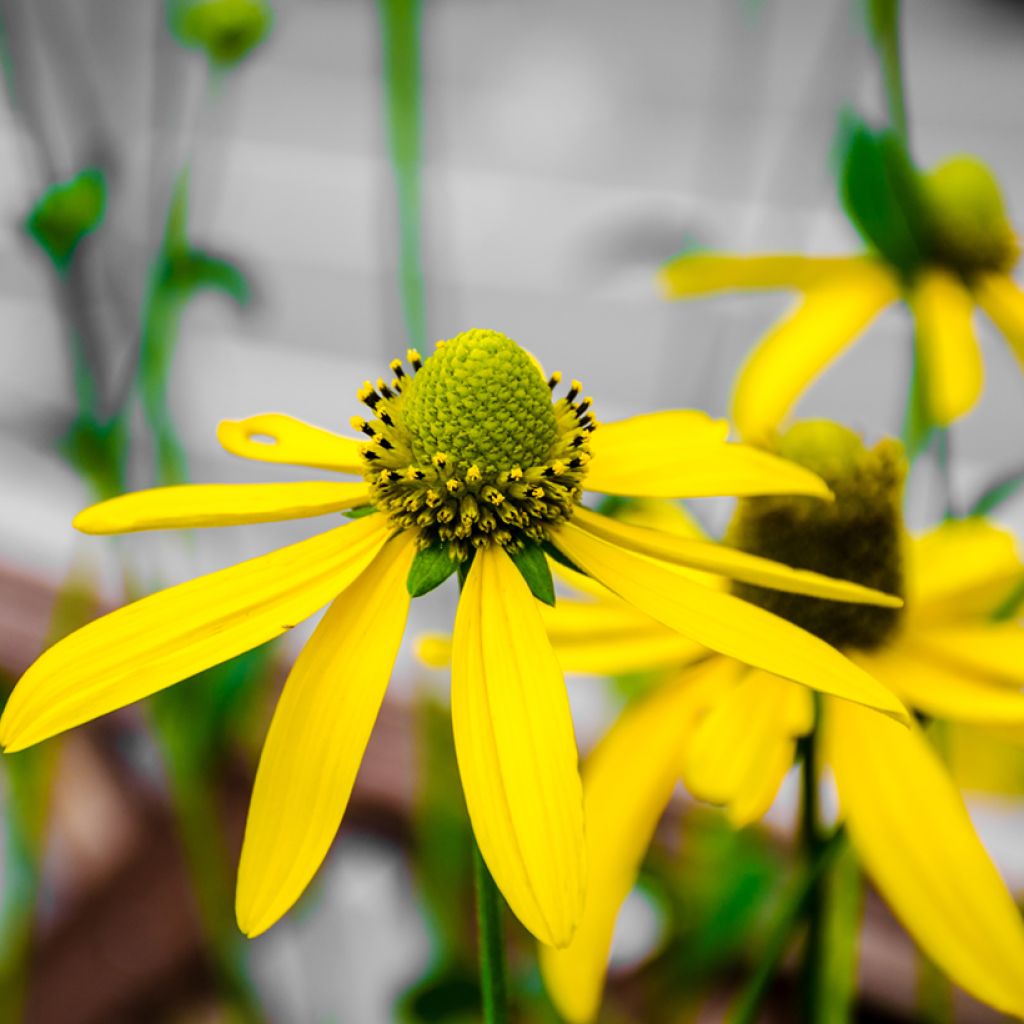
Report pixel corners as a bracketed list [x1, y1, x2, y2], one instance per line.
[377, 0, 427, 349]
[472, 839, 509, 1024]
[799, 701, 826, 1023]
[866, 0, 908, 146]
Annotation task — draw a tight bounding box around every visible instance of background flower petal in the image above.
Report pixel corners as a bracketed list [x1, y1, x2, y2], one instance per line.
[217, 413, 364, 472]
[659, 253, 864, 297]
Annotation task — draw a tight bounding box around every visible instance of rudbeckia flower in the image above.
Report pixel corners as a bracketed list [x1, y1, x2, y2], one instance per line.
[0, 331, 904, 948]
[661, 144, 1024, 441]
[522, 422, 1024, 1021]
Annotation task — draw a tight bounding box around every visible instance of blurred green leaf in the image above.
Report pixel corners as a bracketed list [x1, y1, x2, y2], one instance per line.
[509, 543, 555, 606]
[818, 836, 861, 1024]
[969, 471, 1024, 518]
[61, 411, 129, 501]
[837, 116, 927, 277]
[25, 169, 106, 271]
[169, 0, 273, 67]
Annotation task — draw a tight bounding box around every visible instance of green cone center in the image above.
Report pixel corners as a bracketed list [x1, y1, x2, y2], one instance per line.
[726, 421, 906, 651]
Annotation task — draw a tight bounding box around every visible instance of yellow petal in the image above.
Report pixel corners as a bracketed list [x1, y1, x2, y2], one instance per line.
[573, 506, 902, 608]
[551, 521, 908, 720]
[907, 519, 1023, 622]
[540, 663, 725, 1024]
[451, 547, 586, 948]
[74, 481, 372, 534]
[904, 622, 1024, 686]
[236, 532, 416, 937]
[860, 645, 1024, 725]
[585, 415, 832, 500]
[911, 268, 984, 425]
[683, 667, 805, 826]
[659, 253, 864, 298]
[609, 497, 707, 540]
[217, 413, 364, 473]
[827, 698, 1024, 1015]
[974, 272, 1024, 370]
[0, 515, 391, 752]
[731, 260, 899, 441]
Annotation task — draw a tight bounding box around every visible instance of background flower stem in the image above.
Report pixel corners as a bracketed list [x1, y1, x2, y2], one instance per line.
[799, 698, 827, 1023]
[472, 838, 510, 1024]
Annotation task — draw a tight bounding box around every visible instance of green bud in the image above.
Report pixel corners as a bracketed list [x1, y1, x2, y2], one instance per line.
[169, 0, 273, 67]
[25, 169, 106, 271]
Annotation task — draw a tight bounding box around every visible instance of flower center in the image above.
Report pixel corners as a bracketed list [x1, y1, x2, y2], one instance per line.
[923, 156, 1019, 276]
[354, 328, 593, 560]
[726, 421, 906, 651]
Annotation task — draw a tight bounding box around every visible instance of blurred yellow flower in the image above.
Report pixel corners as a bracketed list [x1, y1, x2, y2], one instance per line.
[516, 424, 1024, 1022]
[0, 331, 902, 949]
[661, 154, 1024, 440]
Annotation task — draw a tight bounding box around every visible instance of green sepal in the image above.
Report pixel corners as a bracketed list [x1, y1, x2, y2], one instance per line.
[509, 543, 555, 606]
[456, 552, 475, 590]
[408, 544, 458, 598]
[836, 114, 928, 277]
[541, 540, 584, 577]
[25, 169, 106, 271]
[343, 505, 378, 520]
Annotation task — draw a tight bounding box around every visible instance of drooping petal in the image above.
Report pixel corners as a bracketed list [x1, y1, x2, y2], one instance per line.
[0, 515, 392, 752]
[585, 414, 831, 500]
[975, 272, 1024, 370]
[659, 253, 864, 298]
[858, 646, 1024, 725]
[683, 667, 807, 827]
[74, 481, 372, 534]
[451, 547, 586, 948]
[827, 698, 1024, 1016]
[907, 519, 1023, 623]
[904, 622, 1024, 686]
[572, 507, 902, 608]
[540, 663, 727, 1024]
[236, 532, 416, 937]
[551, 522, 908, 720]
[217, 413, 364, 473]
[911, 268, 984, 425]
[731, 260, 899, 441]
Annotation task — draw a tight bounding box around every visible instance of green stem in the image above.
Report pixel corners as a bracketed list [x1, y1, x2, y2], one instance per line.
[799, 703, 826, 1023]
[377, 0, 427, 349]
[867, 0, 908, 146]
[472, 840, 509, 1024]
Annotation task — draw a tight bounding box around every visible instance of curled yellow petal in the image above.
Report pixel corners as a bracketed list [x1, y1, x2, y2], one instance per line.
[659, 253, 863, 298]
[585, 414, 832, 500]
[236, 532, 415, 937]
[74, 481, 372, 534]
[0, 515, 391, 752]
[975, 272, 1024, 370]
[911, 268, 984, 425]
[573, 507, 902, 608]
[827, 698, 1024, 1016]
[451, 547, 586, 948]
[551, 521, 908, 720]
[731, 259, 899, 441]
[217, 413, 364, 473]
[540, 663, 725, 1023]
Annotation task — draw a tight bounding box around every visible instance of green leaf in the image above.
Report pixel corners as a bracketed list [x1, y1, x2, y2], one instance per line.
[163, 248, 250, 305]
[509, 543, 555, 606]
[343, 505, 378, 519]
[836, 115, 928, 276]
[25, 169, 106, 270]
[969, 472, 1024, 518]
[408, 544, 458, 597]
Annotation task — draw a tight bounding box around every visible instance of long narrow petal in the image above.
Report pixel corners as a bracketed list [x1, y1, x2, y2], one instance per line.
[0, 515, 392, 751]
[551, 522, 908, 720]
[540, 663, 728, 1024]
[659, 253, 864, 298]
[217, 413, 364, 473]
[451, 548, 586, 948]
[911, 268, 984, 425]
[573, 507, 901, 608]
[904, 623, 1024, 686]
[859, 646, 1024, 724]
[907, 519, 1023, 622]
[975, 272, 1024, 370]
[585, 416, 831, 500]
[684, 667, 807, 826]
[827, 698, 1024, 1015]
[74, 481, 372, 534]
[731, 260, 899, 441]
[236, 532, 416, 937]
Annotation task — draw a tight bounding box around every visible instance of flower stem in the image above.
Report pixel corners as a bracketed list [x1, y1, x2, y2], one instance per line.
[867, 0, 909, 146]
[799, 701, 826, 1023]
[472, 838, 509, 1024]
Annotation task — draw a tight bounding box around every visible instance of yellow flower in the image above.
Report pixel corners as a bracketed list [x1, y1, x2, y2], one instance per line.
[661, 155, 1024, 440]
[0, 331, 903, 949]
[526, 423, 1024, 1021]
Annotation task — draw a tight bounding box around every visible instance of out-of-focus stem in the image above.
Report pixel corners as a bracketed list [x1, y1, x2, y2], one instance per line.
[799, 700, 826, 1023]
[472, 840, 509, 1024]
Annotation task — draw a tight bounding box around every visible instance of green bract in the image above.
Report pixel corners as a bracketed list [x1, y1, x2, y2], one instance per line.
[169, 0, 273, 67]
[25, 169, 106, 271]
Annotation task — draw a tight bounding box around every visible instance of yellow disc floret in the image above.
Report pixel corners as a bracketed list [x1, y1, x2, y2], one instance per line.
[727, 421, 906, 651]
[356, 329, 594, 559]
